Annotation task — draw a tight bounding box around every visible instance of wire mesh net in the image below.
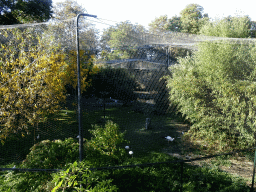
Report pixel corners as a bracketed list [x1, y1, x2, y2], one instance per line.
[1, 16, 256, 189]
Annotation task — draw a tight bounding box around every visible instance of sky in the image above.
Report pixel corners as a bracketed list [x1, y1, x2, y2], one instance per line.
[53, 0, 256, 31]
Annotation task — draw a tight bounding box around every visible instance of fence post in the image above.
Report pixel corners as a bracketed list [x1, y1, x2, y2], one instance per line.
[251, 148, 256, 192]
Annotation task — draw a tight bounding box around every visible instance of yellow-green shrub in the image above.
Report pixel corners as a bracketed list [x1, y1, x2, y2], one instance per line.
[0, 28, 98, 143]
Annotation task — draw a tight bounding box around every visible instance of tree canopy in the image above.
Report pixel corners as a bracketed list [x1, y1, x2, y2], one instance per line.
[180, 3, 209, 34]
[52, 0, 85, 20]
[0, 0, 53, 25]
[199, 15, 252, 38]
[166, 41, 256, 150]
[100, 21, 145, 60]
[148, 4, 208, 34]
[148, 15, 170, 33]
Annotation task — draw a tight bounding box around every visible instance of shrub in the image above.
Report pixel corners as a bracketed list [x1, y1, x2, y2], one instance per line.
[85, 120, 128, 166]
[44, 161, 118, 192]
[21, 138, 79, 169]
[166, 40, 256, 150]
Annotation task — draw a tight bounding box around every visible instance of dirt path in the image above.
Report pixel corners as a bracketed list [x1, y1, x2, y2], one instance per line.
[161, 120, 255, 186]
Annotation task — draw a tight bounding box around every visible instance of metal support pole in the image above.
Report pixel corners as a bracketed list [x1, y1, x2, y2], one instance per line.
[76, 13, 97, 162]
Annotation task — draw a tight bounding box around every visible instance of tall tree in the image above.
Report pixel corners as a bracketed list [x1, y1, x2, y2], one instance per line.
[168, 15, 182, 32]
[200, 15, 252, 38]
[148, 15, 182, 33]
[148, 15, 169, 33]
[100, 21, 145, 60]
[51, 0, 98, 52]
[0, 0, 53, 25]
[52, 0, 85, 20]
[180, 4, 209, 34]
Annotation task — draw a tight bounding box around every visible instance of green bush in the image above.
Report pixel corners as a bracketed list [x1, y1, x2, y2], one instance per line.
[166, 40, 256, 150]
[21, 138, 79, 169]
[44, 161, 118, 192]
[85, 120, 128, 166]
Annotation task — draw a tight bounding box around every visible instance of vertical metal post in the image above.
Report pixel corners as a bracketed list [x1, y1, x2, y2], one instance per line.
[251, 148, 256, 192]
[76, 13, 97, 162]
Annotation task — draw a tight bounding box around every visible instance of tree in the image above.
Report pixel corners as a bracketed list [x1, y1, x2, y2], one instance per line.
[168, 15, 182, 32]
[180, 4, 209, 34]
[166, 40, 256, 150]
[0, 0, 53, 25]
[52, 0, 84, 20]
[200, 16, 252, 38]
[51, 0, 99, 95]
[148, 15, 169, 33]
[0, 28, 67, 141]
[100, 21, 145, 61]
[148, 15, 182, 33]
[51, 0, 98, 52]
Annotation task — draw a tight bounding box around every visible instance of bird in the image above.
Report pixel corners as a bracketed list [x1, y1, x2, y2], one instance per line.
[125, 146, 130, 150]
[37, 134, 39, 139]
[165, 136, 174, 143]
[129, 151, 134, 158]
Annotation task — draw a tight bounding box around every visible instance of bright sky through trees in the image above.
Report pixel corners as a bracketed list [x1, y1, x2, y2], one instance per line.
[53, 0, 256, 30]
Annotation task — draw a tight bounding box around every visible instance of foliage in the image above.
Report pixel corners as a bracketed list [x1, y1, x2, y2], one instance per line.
[200, 16, 252, 38]
[85, 120, 128, 166]
[149, 15, 182, 33]
[0, 171, 52, 192]
[63, 50, 99, 95]
[100, 21, 145, 60]
[52, 0, 85, 20]
[0, 28, 68, 142]
[180, 4, 209, 34]
[20, 120, 126, 169]
[45, 161, 118, 192]
[50, 0, 99, 55]
[0, 0, 53, 24]
[148, 15, 170, 33]
[21, 138, 79, 169]
[168, 15, 182, 32]
[0, 27, 98, 143]
[0, 121, 251, 192]
[88, 67, 138, 104]
[166, 41, 256, 150]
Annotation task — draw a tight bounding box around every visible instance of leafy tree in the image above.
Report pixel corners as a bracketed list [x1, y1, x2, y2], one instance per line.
[0, 25, 98, 142]
[200, 15, 252, 38]
[50, 0, 99, 95]
[0, 0, 53, 24]
[148, 15, 182, 33]
[51, 0, 98, 52]
[166, 40, 256, 150]
[180, 3, 209, 34]
[100, 21, 145, 61]
[148, 15, 169, 33]
[168, 15, 182, 32]
[0, 28, 68, 142]
[52, 0, 85, 20]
